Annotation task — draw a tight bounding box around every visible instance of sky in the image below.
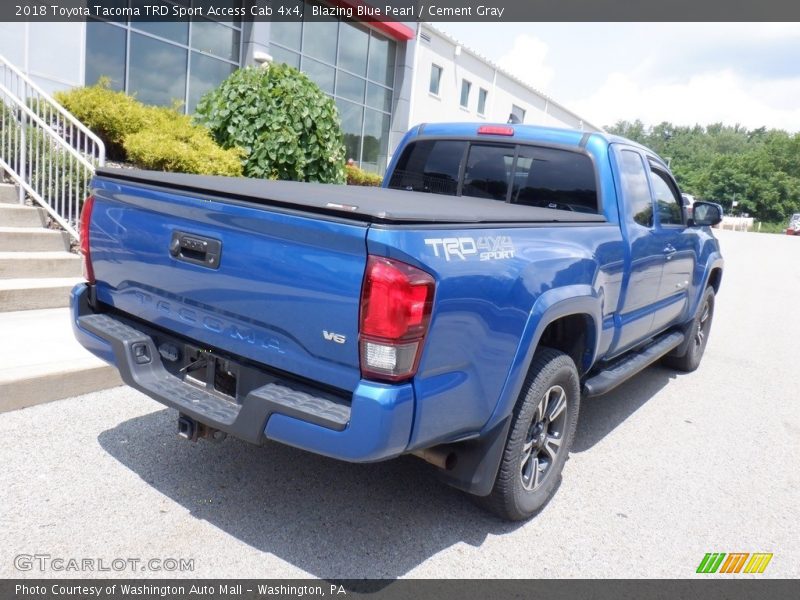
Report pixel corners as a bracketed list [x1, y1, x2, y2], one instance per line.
[437, 22, 800, 132]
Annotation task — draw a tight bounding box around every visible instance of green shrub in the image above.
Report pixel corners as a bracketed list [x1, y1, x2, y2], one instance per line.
[55, 82, 242, 176]
[125, 111, 243, 176]
[54, 81, 151, 161]
[195, 64, 346, 183]
[753, 221, 790, 234]
[346, 164, 383, 187]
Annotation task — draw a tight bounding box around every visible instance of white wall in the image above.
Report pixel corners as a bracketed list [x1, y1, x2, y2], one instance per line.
[409, 25, 596, 131]
[0, 22, 85, 94]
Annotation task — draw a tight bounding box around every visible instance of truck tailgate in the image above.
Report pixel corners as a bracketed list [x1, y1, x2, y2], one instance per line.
[89, 177, 367, 392]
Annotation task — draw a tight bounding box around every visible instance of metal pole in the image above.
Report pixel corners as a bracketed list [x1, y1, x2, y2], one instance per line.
[18, 111, 25, 204]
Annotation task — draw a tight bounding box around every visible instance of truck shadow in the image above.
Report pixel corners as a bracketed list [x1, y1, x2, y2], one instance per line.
[97, 410, 522, 579]
[96, 364, 676, 578]
[573, 364, 678, 452]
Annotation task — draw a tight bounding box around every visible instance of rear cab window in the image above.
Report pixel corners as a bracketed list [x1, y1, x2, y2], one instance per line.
[387, 138, 599, 214]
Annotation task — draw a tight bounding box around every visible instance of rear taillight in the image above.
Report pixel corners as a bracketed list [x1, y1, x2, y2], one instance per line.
[359, 256, 435, 382]
[79, 195, 95, 284]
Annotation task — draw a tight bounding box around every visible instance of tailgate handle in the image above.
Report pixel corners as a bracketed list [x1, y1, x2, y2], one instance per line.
[169, 231, 222, 269]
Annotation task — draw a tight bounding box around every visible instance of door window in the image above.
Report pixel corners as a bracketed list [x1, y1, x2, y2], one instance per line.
[650, 169, 684, 226]
[619, 150, 654, 227]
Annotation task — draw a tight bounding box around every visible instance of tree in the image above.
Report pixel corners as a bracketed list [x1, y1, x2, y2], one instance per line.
[606, 120, 800, 221]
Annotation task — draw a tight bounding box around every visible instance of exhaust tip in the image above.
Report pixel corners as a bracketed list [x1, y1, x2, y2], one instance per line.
[412, 448, 457, 471]
[443, 452, 457, 471]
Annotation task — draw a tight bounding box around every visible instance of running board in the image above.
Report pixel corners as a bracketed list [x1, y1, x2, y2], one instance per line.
[583, 331, 685, 397]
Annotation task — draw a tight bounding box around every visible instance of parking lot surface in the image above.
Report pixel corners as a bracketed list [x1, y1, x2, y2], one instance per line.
[1, 229, 798, 579]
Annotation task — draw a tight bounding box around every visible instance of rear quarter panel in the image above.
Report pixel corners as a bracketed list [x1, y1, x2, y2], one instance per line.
[368, 223, 625, 450]
[377, 131, 626, 448]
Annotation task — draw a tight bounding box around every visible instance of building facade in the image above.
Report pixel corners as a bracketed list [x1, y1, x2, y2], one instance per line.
[0, 2, 601, 174]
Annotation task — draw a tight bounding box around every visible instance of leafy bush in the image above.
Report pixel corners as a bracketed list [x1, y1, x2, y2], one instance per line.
[125, 110, 243, 176]
[346, 164, 383, 187]
[195, 64, 346, 183]
[54, 82, 151, 161]
[753, 221, 790, 234]
[55, 82, 241, 176]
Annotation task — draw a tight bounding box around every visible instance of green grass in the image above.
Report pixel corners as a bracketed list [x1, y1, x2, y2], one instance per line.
[752, 221, 790, 234]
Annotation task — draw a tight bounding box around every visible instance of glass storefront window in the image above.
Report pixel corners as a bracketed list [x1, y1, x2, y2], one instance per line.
[130, 1, 189, 44]
[129, 33, 187, 107]
[336, 71, 366, 104]
[85, 5, 242, 114]
[362, 109, 390, 173]
[338, 22, 369, 77]
[189, 52, 236, 112]
[269, 45, 300, 69]
[191, 19, 239, 63]
[85, 19, 126, 90]
[337, 99, 364, 165]
[366, 83, 392, 113]
[368, 35, 395, 87]
[301, 57, 335, 95]
[269, 2, 396, 172]
[271, 20, 302, 51]
[302, 18, 338, 63]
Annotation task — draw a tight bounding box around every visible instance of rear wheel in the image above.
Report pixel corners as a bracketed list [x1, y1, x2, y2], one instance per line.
[478, 347, 580, 521]
[664, 286, 715, 372]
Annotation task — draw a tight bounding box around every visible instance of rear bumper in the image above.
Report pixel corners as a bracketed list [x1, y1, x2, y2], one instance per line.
[70, 284, 414, 462]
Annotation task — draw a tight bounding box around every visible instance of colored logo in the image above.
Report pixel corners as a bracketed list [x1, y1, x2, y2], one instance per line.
[696, 553, 773, 574]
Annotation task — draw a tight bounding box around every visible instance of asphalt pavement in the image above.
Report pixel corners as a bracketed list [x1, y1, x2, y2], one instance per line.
[1, 228, 798, 579]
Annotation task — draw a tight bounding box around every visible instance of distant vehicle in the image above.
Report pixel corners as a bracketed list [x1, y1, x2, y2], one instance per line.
[786, 213, 800, 235]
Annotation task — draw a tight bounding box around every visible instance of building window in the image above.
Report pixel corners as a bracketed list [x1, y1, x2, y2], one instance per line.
[511, 104, 526, 124]
[429, 64, 442, 95]
[460, 79, 471, 108]
[85, 20, 126, 91]
[477, 88, 488, 115]
[84, 1, 242, 113]
[128, 33, 187, 108]
[269, 7, 397, 174]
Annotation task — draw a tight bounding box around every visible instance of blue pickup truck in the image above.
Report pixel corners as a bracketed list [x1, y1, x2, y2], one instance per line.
[71, 122, 723, 520]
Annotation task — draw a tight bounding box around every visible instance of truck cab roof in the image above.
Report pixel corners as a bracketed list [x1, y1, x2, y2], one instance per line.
[408, 122, 669, 168]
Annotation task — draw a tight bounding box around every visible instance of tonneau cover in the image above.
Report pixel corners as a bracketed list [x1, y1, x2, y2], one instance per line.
[95, 167, 607, 225]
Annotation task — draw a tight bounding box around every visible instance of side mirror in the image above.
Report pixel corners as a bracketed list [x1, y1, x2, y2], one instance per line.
[691, 201, 723, 227]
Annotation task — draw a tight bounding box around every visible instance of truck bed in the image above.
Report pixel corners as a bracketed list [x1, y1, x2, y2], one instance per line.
[95, 168, 607, 225]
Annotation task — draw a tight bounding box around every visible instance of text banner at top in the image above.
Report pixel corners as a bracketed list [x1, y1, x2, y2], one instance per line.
[3, 0, 800, 22]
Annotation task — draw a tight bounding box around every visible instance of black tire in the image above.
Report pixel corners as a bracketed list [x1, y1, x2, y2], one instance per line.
[478, 347, 580, 521]
[664, 286, 715, 372]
